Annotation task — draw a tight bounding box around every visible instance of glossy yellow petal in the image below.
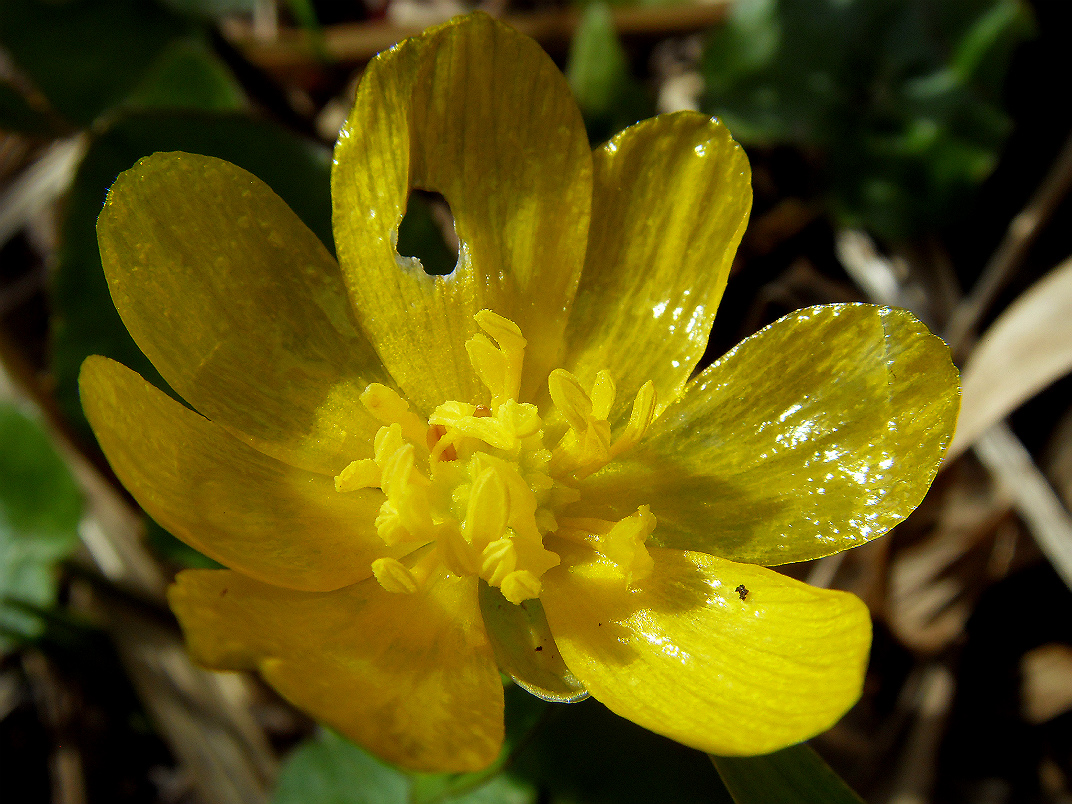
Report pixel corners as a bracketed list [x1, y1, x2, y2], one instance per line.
[97, 152, 392, 476]
[563, 112, 751, 423]
[80, 356, 394, 592]
[332, 12, 592, 412]
[540, 543, 871, 755]
[478, 581, 588, 703]
[574, 304, 959, 564]
[170, 569, 504, 772]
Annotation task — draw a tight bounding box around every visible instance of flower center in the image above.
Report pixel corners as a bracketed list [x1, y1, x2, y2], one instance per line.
[334, 310, 658, 604]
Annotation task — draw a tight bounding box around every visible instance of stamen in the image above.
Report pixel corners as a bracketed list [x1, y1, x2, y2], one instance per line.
[334, 458, 379, 492]
[430, 402, 516, 451]
[476, 310, 526, 404]
[361, 384, 427, 444]
[371, 557, 419, 594]
[465, 334, 506, 402]
[500, 570, 541, 604]
[346, 313, 659, 602]
[610, 381, 657, 458]
[547, 369, 592, 434]
[438, 525, 478, 576]
[590, 370, 616, 421]
[463, 467, 509, 550]
[374, 424, 405, 465]
[602, 506, 656, 583]
[374, 501, 412, 546]
[482, 537, 518, 585]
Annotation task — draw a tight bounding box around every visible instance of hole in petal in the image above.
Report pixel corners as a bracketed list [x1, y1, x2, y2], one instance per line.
[396, 188, 459, 276]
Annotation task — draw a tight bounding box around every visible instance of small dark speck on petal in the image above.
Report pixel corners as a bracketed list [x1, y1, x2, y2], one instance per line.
[221, 588, 228, 597]
[535, 645, 543, 652]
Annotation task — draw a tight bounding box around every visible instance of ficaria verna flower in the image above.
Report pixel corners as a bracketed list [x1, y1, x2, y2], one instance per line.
[79, 13, 958, 773]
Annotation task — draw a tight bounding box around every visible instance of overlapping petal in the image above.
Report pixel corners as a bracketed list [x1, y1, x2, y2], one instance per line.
[563, 112, 751, 424]
[540, 543, 871, 755]
[97, 152, 392, 475]
[573, 304, 959, 565]
[169, 569, 503, 772]
[332, 12, 592, 413]
[80, 357, 395, 591]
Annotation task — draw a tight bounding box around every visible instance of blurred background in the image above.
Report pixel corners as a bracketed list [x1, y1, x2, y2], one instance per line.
[1, 0, 1071, 801]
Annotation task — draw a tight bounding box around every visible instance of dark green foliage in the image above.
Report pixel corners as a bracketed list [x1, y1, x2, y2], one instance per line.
[712, 743, 865, 804]
[701, 0, 1034, 239]
[0, 404, 82, 651]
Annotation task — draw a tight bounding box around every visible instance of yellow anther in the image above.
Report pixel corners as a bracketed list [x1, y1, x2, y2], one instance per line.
[602, 506, 656, 583]
[361, 384, 427, 445]
[474, 454, 543, 541]
[578, 420, 612, 467]
[371, 557, 420, 594]
[374, 424, 405, 466]
[430, 402, 516, 451]
[590, 370, 616, 421]
[475, 309, 526, 354]
[374, 502, 412, 546]
[334, 458, 380, 492]
[475, 310, 526, 404]
[379, 443, 418, 500]
[610, 381, 657, 459]
[500, 400, 541, 439]
[343, 314, 660, 602]
[463, 467, 509, 550]
[396, 484, 434, 538]
[465, 333, 506, 402]
[481, 537, 518, 586]
[500, 570, 542, 604]
[548, 369, 592, 434]
[438, 526, 479, 577]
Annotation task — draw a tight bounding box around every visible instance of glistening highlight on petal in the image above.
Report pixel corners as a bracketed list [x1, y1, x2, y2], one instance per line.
[79, 11, 961, 777]
[332, 12, 592, 414]
[576, 304, 959, 565]
[541, 544, 872, 755]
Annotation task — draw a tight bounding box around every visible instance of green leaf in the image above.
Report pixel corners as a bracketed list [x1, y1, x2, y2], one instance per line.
[126, 38, 247, 113]
[568, 3, 630, 119]
[0, 0, 191, 127]
[50, 111, 332, 443]
[566, 2, 653, 144]
[273, 685, 543, 804]
[711, 743, 864, 804]
[510, 697, 734, 804]
[700, 0, 1034, 239]
[0, 404, 82, 652]
[274, 729, 409, 804]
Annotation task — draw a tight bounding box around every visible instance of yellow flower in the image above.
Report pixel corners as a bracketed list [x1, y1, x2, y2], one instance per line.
[79, 13, 958, 774]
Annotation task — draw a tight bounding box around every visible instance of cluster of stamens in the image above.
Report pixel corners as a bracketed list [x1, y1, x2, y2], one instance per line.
[334, 310, 658, 604]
